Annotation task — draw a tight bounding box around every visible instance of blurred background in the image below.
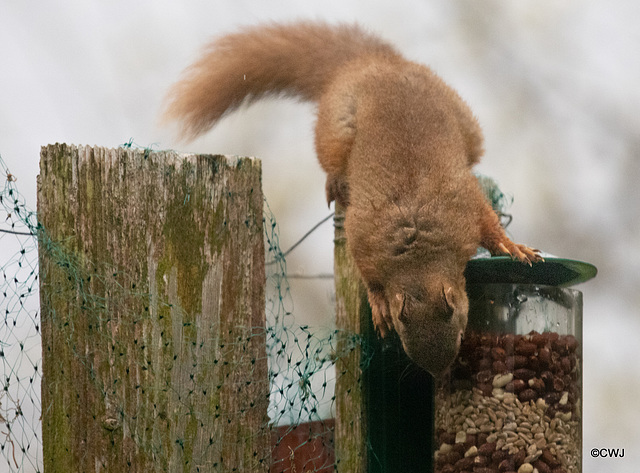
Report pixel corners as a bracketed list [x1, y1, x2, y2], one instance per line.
[1, 1, 638, 471]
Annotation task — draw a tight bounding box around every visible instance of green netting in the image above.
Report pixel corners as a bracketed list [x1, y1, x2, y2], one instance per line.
[0, 150, 368, 473]
[0, 146, 523, 473]
[0, 162, 41, 472]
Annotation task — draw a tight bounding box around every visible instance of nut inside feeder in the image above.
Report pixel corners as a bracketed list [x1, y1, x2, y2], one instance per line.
[434, 255, 596, 473]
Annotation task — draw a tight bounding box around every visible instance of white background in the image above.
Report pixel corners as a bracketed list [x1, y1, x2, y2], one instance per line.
[1, 1, 639, 472]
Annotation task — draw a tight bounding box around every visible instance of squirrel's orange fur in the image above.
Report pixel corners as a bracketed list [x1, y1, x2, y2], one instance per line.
[163, 22, 540, 376]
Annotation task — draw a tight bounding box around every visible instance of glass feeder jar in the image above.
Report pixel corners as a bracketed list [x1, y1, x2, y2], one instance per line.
[434, 257, 596, 473]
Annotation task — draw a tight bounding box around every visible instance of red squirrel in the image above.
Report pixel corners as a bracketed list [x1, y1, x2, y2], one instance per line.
[162, 22, 541, 376]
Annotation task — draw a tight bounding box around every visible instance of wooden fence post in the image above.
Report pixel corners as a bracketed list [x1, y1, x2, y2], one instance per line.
[333, 204, 368, 473]
[37, 144, 269, 472]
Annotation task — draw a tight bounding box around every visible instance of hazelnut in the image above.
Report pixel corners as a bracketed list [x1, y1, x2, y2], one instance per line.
[492, 360, 508, 374]
[444, 450, 462, 465]
[518, 389, 537, 403]
[544, 392, 561, 405]
[528, 356, 541, 372]
[514, 368, 536, 381]
[505, 379, 526, 393]
[557, 401, 573, 413]
[480, 333, 495, 346]
[540, 371, 554, 389]
[540, 448, 560, 468]
[528, 378, 545, 392]
[552, 338, 569, 355]
[453, 455, 474, 471]
[530, 331, 547, 346]
[492, 346, 507, 360]
[464, 433, 477, 449]
[501, 333, 515, 353]
[515, 341, 537, 356]
[513, 448, 526, 466]
[478, 441, 497, 456]
[492, 449, 510, 463]
[477, 357, 492, 371]
[565, 335, 578, 352]
[514, 355, 529, 369]
[552, 376, 565, 392]
[533, 459, 551, 473]
[546, 332, 560, 343]
[498, 458, 515, 472]
[538, 347, 551, 366]
[439, 432, 456, 445]
[477, 370, 493, 384]
[478, 383, 494, 396]
[473, 467, 497, 473]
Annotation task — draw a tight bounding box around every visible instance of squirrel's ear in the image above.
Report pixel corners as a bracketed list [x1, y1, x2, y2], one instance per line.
[441, 284, 456, 315]
[390, 292, 407, 323]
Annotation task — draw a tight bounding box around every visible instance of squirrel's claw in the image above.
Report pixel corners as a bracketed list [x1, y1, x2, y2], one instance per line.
[367, 288, 393, 337]
[325, 174, 350, 208]
[496, 241, 543, 265]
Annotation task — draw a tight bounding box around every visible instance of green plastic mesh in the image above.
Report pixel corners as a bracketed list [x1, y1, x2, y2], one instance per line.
[0, 151, 368, 473]
[0, 160, 41, 472]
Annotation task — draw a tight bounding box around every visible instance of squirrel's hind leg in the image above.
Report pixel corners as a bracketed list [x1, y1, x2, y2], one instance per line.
[315, 84, 357, 204]
[325, 174, 350, 207]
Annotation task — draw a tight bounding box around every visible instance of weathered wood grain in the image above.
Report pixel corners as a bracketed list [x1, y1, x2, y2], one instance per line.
[38, 144, 269, 472]
[333, 204, 367, 473]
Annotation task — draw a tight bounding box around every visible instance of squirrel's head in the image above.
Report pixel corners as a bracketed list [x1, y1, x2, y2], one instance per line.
[388, 275, 468, 376]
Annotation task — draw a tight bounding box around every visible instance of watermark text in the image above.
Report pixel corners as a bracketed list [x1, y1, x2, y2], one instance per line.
[591, 448, 625, 458]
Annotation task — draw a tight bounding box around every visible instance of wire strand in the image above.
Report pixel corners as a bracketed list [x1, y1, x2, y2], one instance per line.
[266, 212, 334, 266]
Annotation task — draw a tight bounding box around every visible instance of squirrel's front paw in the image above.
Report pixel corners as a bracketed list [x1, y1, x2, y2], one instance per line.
[479, 200, 543, 266]
[495, 240, 543, 265]
[367, 288, 393, 337]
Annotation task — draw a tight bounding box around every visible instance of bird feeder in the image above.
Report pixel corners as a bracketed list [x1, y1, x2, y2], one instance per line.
[434, 256, 597, 473]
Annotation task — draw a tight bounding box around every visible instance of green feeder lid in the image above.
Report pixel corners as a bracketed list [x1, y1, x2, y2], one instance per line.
[465, 253, 597, 287]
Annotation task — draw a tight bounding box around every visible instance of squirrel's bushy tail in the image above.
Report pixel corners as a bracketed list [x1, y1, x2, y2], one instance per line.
[163, 22, 398, 140]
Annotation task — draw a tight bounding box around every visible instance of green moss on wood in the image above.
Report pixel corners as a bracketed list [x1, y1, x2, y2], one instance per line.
[333, 204, 367, 473]
[38, 145, 268, 473]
